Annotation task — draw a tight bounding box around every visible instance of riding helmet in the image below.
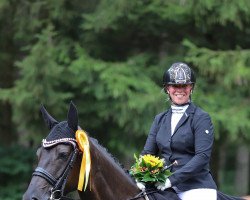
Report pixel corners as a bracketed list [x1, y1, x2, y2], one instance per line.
[163, 62, 196, 86]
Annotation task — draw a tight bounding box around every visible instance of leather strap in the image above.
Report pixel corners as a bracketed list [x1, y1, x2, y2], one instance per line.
[33, 167, 57, 186]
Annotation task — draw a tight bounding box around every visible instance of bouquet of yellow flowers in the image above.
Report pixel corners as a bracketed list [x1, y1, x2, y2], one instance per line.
[129, 154, 173, 184]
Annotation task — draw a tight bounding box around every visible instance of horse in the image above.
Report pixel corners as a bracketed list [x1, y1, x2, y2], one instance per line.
[23, 102, 180, 200]
[22, 102, 247, 200]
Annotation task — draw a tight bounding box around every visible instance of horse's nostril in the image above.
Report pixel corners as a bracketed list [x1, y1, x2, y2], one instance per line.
[32, 197, 38, 200]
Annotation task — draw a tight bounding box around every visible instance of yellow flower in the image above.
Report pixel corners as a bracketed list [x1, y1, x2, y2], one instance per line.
[142, 154, 164, 168]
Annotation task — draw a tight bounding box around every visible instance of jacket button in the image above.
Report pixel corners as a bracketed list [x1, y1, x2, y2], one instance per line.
[168, 139, 171, 142]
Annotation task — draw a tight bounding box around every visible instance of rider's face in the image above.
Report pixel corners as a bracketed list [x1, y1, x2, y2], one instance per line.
[166, 84, 193, 105]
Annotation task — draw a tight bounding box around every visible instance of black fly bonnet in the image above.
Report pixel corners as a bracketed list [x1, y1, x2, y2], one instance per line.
[41, 102, 78, 147]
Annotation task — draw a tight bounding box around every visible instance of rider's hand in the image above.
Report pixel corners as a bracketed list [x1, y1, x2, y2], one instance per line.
[155, 178, 171, 191]
[136, 180, 146, 191]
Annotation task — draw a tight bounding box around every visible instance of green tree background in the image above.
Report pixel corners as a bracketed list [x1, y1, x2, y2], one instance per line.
[0, 0, 249, 199]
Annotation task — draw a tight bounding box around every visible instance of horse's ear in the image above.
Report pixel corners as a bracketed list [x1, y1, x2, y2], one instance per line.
[40, 104, 58, 130]
[67, 101, 78, 132]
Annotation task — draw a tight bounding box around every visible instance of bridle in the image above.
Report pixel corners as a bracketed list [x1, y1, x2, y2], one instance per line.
[32, 142, 79, 200]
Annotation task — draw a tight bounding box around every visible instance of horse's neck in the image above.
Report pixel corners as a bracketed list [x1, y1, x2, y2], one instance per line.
[79, 139, 141, 200]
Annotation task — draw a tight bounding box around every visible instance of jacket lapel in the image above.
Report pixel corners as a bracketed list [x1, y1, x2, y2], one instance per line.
[165, 110, 172, 137]
[171, 103, 196, 136]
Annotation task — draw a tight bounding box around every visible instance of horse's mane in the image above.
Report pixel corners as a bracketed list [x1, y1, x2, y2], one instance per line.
[89, 136, 133, 181]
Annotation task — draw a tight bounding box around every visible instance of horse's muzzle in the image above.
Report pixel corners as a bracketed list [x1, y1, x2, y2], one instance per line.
[22, 189, 50, 200]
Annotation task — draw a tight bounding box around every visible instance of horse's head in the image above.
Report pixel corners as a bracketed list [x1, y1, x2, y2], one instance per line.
[23, 102, 144, 200]
[23, 102, 81, 200]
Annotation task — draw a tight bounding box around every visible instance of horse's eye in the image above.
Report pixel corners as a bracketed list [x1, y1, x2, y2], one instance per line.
[58, 152, 69, 160]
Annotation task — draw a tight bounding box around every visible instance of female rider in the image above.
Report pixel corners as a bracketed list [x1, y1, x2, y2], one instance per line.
[137, 62, 217, 200]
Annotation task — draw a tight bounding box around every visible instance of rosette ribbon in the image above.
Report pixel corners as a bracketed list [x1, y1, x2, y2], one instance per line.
[75, 130, 91, 191]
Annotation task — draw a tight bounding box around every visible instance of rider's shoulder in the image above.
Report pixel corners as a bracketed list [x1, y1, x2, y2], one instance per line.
[191, 104, 211, 119]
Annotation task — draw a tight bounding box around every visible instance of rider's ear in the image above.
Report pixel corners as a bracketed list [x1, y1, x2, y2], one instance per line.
[164, 86, 169, 94]
[67, 101, 78, 132]
[40, 104, 58, 130]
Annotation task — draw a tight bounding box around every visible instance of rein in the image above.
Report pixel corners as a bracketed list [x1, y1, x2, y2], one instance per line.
[129, 188, 158, 200]
[32, 142, 79, 200]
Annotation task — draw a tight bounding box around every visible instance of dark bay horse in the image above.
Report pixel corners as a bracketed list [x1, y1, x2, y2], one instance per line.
[22, 102, 147, 200]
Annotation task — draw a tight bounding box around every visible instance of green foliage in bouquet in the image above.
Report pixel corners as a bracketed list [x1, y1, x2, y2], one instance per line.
[129, 154, 172, 184]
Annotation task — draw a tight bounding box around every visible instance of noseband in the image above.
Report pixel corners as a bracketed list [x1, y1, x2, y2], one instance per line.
[32, 142, 79, 200]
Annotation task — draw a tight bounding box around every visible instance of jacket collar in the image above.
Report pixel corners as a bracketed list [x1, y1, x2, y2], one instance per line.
[184, 102, 196, 114]
[168, 102, 196, 114]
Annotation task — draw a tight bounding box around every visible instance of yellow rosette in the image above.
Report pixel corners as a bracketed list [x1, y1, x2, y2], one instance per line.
[75, 130, 91, 191]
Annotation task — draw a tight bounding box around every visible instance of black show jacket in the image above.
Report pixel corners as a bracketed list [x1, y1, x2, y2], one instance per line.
[141, 103, 217, 191]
